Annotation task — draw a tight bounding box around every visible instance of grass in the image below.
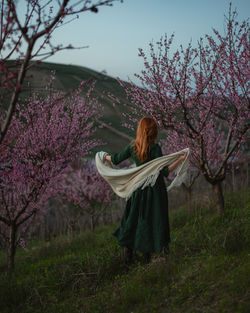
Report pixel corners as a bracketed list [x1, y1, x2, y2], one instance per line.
[0, 189, 249, 313]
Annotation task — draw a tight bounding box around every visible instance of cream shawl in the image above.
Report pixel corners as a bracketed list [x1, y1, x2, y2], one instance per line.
[95, 148, 190, 200]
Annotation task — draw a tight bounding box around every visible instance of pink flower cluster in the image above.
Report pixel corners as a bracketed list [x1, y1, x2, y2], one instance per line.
[0, 79, 102, 249]
[55, 159, 114, 209]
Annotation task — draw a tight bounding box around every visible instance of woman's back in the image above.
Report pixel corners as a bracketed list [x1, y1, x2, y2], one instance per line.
[111, 142, 169, 178]
[131, 143, 160, 166]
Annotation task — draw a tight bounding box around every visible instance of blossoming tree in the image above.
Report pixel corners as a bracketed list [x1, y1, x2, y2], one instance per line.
[117, 6, 249, 214]
[0, 79, 102, 271]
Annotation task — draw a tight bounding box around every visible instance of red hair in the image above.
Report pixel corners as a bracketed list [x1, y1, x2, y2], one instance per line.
[132, 117, 158, 162]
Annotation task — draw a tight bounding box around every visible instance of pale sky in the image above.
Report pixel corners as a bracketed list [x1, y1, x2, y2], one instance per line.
[18, 0, 250, 82]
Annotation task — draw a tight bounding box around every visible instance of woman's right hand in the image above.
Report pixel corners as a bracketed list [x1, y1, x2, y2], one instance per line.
[105, 155, 111, 162]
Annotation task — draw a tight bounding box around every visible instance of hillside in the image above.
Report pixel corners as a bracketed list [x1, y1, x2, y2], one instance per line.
[10, 61, 135, 153]
[0, 189, 249, 313]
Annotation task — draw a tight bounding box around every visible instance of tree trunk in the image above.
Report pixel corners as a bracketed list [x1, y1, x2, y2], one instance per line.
[0, 41, 35, 145]
[110, 207, 113, 224]
[182, 183, 192, 210]
[246, 162, 249, 189]
[232, 163, 235, 192]
[102, 208, 106, 226]
[90, 215, 95, 231]
[186, 187, 192, 210]
[7, 224, 17, 272]
[212, 181, 225, 215]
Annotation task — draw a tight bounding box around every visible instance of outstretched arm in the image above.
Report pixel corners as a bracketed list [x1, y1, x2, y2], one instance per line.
[168, 151, 188, 173]
[106, 144, 131, 165]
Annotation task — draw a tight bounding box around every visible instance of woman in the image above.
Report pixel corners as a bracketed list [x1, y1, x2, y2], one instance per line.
[105, 117, 187, 264]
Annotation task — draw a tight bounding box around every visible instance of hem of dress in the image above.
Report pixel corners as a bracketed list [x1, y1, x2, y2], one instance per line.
[113, 231, 170, 254]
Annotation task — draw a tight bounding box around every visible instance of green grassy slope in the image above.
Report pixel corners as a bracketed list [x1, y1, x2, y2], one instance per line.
[0, 189, 249, 313]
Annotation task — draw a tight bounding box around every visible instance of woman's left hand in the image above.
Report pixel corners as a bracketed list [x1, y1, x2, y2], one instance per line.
[179, 151, 188, 162]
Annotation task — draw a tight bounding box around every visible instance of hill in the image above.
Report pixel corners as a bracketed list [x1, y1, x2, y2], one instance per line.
[9, 61, 135, 153]
[0, 189, 249, 313]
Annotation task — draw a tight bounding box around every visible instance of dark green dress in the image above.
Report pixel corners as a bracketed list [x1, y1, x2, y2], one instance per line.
[111, 142, 170, 254]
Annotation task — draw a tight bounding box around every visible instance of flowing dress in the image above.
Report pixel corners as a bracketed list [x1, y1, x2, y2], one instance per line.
[111, 142, 170, 253]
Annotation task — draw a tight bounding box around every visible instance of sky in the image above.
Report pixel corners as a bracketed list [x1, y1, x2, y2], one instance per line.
[18, 0, 250, 82]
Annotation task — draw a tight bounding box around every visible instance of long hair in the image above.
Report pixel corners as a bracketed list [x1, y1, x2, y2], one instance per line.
[132, 117, 158, 162]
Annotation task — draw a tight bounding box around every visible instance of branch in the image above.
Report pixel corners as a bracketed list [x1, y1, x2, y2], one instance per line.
[14, 182, 44, 223]
[33, 0, 69, 41]
[0, 39, 35, 145]
[8, 0, 30, 43]
[215, 125, 249, 177]
[16, 209, 37, 227]
[0, 214, 10, 225]
[198, 96, 214, 133]
[29, 44, 89, 65]
[190, 171, 200, 188]
[66, 0, 120, 15]
[166, 68, 198, 138]
[224, 126, 233, 157]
